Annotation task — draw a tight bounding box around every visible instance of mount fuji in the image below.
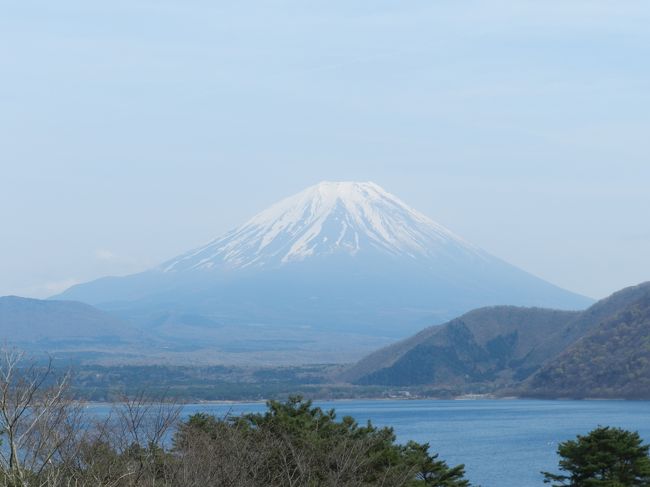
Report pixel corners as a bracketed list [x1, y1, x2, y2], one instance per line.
[55, 182, 592, 361]
[161, 181, 482, 272]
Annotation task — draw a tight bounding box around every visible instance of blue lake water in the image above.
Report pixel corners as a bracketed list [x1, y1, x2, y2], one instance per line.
[90, 399, 650, 487]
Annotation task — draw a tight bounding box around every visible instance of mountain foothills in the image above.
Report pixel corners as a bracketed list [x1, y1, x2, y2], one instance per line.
[345, 282, 650, 399]
[53, 181, 591, 362]
[10, 281, 649, 401]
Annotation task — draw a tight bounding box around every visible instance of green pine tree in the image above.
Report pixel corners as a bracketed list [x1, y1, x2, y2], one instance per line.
[543, 426, 650, 486]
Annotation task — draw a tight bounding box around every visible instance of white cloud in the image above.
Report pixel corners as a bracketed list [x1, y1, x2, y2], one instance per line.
[95, 249, 116, 261]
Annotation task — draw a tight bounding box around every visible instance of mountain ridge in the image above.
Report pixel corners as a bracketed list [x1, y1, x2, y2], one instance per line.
[0, 295, 141, 348]
[345, 282, 650, 396]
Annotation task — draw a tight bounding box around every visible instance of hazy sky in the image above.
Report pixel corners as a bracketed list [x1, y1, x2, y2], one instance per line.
[1, 1, 649, 300]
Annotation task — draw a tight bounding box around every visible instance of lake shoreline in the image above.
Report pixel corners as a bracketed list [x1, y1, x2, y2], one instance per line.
[79, 395, 640, 406]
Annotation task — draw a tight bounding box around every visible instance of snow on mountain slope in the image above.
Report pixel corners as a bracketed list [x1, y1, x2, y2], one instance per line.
[162, 181, 484, 272]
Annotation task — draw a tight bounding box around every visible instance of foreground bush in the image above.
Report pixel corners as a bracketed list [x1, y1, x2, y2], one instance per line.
[171, 396, 470, 486]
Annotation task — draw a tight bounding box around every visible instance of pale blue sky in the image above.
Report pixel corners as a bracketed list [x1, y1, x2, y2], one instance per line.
[1, 1, 649, 299]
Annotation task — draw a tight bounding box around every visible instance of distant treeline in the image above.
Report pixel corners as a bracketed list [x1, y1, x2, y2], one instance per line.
[69, 363, 396, 402]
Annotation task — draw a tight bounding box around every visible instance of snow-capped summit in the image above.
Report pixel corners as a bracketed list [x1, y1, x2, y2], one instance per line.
[162, 181, 482, 272]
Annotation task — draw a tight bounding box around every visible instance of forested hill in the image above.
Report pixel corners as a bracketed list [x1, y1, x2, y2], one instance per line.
[344, 306, 579, 387]
[524, 291, 650, 398]
[345, 282, 650, 398]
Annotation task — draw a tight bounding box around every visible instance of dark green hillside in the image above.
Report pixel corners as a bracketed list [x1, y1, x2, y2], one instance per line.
[525, 293, 650, 398]
[352, 306, 578, 387]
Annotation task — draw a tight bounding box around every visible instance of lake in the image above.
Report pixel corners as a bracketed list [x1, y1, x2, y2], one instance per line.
[172, 399, 650, 487]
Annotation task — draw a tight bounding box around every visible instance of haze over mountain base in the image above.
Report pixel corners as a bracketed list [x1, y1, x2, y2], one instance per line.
[0, 296, 394, 365]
